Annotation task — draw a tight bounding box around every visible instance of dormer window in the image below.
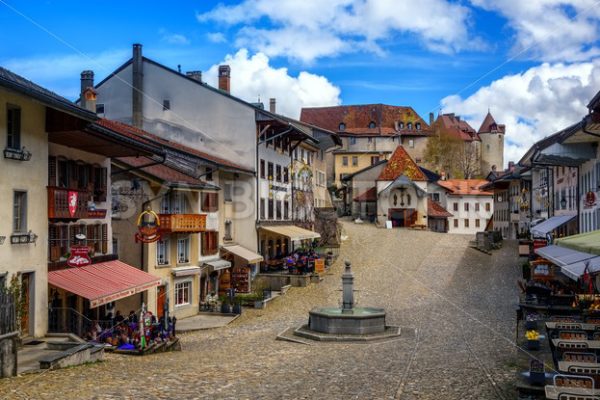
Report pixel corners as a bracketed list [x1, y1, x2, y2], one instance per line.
[407, 122, 412, 130]
[399, 122, 404, 129]
[368, 121, 376, 129]
[339, 122, 346, 131]
[415, 122, 421, 130]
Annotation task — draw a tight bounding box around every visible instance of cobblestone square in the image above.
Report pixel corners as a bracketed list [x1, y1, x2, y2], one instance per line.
[0, 222, 521, 399]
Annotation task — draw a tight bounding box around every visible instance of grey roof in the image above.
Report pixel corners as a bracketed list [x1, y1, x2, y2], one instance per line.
[0, 66, 96, 121]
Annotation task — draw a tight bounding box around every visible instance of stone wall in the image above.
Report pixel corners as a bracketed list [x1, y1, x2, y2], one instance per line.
[0, 332, 18, 378]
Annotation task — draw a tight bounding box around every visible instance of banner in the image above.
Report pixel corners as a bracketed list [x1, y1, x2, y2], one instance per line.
[68, 191, 78, 218]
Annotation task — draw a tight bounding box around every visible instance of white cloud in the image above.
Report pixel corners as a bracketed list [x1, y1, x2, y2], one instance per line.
[203, 49, 341, 118]
[441, 60, 600, 166]
[469, 0, 600, 62]
[206, 32, 227, 43]
[159, 29, 190, 45]
[197, 0, 483, 62]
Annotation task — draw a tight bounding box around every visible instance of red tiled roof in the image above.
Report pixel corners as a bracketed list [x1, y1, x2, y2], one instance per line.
[96, 119, 253, 173]
[428, 198, 453, 218]
[436, 114, 480, 142]
[353, 187, 377, 202]
[116, 156, 207, 187]
[377, 146, 427, 181]
[300, 104, 432, 136]
[437, 179, 493, 196]
[477, 111, 506, 134]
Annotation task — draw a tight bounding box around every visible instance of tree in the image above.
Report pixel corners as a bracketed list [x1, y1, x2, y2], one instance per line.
[424, 125, 480, 179]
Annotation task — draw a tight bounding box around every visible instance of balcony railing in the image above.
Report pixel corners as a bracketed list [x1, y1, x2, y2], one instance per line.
[48, 187, 90, 220]
[159, 214, 207, 233]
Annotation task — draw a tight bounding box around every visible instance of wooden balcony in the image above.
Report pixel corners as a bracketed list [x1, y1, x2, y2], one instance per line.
[47, 187, 90, 220]
[158, 214, 207, 233]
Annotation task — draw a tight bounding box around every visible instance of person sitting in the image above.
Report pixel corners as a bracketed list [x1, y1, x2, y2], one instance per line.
[128, 310, 138, 324]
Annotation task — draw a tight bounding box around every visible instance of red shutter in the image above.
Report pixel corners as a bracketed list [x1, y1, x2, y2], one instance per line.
[48, 156, 57, 187]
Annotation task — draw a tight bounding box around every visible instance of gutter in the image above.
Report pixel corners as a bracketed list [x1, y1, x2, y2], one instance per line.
[582, 114, 600, 138]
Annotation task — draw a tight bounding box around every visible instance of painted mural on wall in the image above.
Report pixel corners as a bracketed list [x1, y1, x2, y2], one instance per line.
[293, 162, 314, 226]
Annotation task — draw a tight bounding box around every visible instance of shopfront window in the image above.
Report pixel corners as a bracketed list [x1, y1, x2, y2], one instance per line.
[175, 281, 191, 306]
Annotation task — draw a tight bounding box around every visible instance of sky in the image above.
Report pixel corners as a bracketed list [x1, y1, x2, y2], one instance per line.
[1, 0, 600, 166]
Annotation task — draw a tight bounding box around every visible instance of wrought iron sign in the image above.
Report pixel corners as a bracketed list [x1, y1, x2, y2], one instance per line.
[10, 231, 38, 244]
[3, 147, 32, 161]
[135, 207, 161, 243]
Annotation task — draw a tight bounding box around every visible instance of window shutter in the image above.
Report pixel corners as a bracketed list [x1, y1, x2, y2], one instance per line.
[69, 225, 77, 249]
[48, 156, 57, 187]
[101, 223, 108, 254]
[87, 225, 94, 252]
[201, 233, 208, 255]
[49, 225, 59, 262]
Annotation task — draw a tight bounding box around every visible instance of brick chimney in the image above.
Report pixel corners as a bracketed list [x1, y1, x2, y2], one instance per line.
[132, 43, 144, 128]
[218, 65, 231, 93]
[429, 112, 434, 126]
[186, 71, 202, 82]
[80, 71, 96, 112]
[269, 98, 276, 113]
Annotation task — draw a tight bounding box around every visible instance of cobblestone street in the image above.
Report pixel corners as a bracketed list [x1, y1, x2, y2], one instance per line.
[0, 221, 521, 400]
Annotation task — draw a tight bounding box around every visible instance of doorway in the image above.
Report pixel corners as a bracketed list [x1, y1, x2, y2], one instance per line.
[20, 272, 33, 336]
[388, 208, 417, 227]
[157, 285, 167, 319]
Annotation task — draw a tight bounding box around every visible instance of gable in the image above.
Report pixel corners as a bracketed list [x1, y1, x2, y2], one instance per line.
[377, 146, 427, 181]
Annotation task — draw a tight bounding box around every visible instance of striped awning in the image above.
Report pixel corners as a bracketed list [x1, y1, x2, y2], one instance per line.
[259, 225, 321, 241]
[48, 260, 161, 308]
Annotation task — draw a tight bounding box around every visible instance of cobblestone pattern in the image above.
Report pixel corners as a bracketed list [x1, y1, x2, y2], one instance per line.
[0, 222, 521, 399]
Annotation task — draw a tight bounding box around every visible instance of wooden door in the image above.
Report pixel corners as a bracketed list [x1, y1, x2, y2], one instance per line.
[20, 273, 30, 335]
[157, 286, 166, 319]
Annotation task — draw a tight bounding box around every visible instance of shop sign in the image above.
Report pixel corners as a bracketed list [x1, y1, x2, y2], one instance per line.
[269, 183, 288, 192]
[584, 191, 597, 209]
[315, 259, 325, 274]
[135, 208, 161, 243]
[67, 245, 92, 268]
[68, 191, 78, 218]
[86, 209, 107, 219]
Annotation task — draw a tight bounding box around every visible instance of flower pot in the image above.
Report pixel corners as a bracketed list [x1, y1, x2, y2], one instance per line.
[526, 339, 540, 350]
[221, 302, 232, 314]
[232, 303, 242, 315]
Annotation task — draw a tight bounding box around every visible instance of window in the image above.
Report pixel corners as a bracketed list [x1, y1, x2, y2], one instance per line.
[6, 104, 21, 150]
[276, 165, 282, 182]
[224, 183, 233, 202]
[349, 137, 356, 145]
[201, 192, 218, 212]
[432, 193, 440, 202]
[284, 201, 289, 219]
[407, 122, 412, 130]
[475, 219, 480, 228]
[13, 191, 27, 233]
[415, 123, 421, 130]
[96, 104, 105, 114]
[177, 237, 190, 264]
[268, 199, 274, 219]
[276, 200, 282, 219]
[368, 137, 373, 143]
[464, 203, 469, 212]
[371, 156, 380, 165]
[485, 203, 491, 212]
[267, 162, 274, 180]
[475, 203, 480, 212]
[352, 156, 358, 167]
[342, 156, 348, 166]
[205, 167, 213, 181]
[464, 219, 469, 228]
[453, 219, 458, 228]
[162, 100, 170, 111]
[201, 231, 219, 256]
[260, 198, 265, 219]
[408, 139, 414, 148]
[453, 202, 458, 212]
[260, 159, 265, 179]
[339, 122, 346, 131]
[175, 281, 191, 306]
[283, 167, 289, 183]
[368, 121, 376, 129]
[399, 122, 404, 129]
[157, 239, 170, 265]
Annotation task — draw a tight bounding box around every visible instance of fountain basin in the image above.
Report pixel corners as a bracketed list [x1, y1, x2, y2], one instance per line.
[309, 306, 386, 335]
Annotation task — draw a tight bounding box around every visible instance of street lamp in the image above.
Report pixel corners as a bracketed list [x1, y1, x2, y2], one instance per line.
[560, 197, 567, 209]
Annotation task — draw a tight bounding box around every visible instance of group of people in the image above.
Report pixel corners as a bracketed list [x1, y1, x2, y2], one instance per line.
[84, 309, 176, 350]
[284, 248, 319, 274]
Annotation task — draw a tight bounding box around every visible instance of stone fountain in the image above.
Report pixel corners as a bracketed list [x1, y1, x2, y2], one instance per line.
[292, 261, 401, 342]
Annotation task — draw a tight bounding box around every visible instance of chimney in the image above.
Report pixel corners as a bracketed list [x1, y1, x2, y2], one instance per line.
[508, 161, 515, 172]
[132, 43, 144, 128]
[218, 65, 231, 93]
[269, 98, 276, 113]
[429, 112, 434, 126]
[186, 71, 202, 82]
[80, 71, 96, 112]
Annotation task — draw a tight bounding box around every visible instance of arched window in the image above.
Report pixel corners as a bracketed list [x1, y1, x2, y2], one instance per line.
[368, 121, 376, 129]
[415, 123, 421, 130]
[399, 122, 404, 129]
[407, 122, 413, 130]
[339, 122, 346, 131]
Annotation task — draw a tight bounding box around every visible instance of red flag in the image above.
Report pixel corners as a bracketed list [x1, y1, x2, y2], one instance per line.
[68, 191, 78, 217]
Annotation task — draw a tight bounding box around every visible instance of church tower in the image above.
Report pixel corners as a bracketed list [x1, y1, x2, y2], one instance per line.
[478, 111, 505, 174]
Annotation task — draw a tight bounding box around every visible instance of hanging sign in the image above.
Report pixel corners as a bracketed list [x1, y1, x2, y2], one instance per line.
[68, 191, 79, 217]
[584, 191, 597, 209]
[67, 245, 92, 267]
[135, 208, 161, 243]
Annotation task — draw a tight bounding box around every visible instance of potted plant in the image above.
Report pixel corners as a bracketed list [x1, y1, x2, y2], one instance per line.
[526, 330, 540, 350]
[232, 298, 242, 315]
[220, 296, 232, 314]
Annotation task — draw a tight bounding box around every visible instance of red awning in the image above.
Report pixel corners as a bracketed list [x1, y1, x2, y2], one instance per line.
[48, 260, 161, 308]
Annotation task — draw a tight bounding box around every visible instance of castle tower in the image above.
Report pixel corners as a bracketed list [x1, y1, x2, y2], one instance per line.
[478, 111, 505, 174]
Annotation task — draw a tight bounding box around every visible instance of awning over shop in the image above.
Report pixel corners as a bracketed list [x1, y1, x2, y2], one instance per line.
[48, 260, 161, 308]
[171, 266, 202, 277]
[531, 215, 576, 237]
[535, 244, 597, 267]
[260, 225, 321, 241]
[203, 258, 232, 271]
[556, 229, 600, 256]
[221, 245, 264, 264]
[560, 257, 600, 281]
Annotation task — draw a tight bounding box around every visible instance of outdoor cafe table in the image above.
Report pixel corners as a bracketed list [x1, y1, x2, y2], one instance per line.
[545, 385, 600, 399]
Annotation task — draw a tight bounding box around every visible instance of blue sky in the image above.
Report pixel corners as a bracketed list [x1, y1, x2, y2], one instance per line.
[1, 0, 600, 164]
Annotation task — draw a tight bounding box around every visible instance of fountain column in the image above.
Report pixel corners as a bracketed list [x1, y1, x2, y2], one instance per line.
[342, 261, 354, 313]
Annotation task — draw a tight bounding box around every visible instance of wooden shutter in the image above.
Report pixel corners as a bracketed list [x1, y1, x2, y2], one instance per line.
[201, 233, 208, 256]
[87, 225, 95, 253]
[48, 156, 57, 187]
[101, 223, 108, 254]
[49, 225, 59, 262]
[69, 225, 77, 250]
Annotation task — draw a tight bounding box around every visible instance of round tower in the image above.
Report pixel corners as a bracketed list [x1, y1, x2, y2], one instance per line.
[478, 111, 504, 174]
